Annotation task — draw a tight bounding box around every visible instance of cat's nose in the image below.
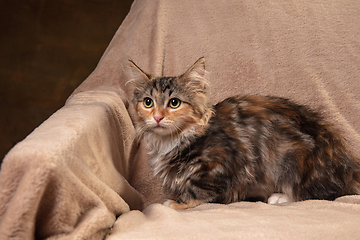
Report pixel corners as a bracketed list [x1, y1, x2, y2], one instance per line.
[154, 115, 164, 123]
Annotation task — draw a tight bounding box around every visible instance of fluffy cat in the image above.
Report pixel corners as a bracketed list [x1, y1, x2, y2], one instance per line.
[127, 57, 360, 210]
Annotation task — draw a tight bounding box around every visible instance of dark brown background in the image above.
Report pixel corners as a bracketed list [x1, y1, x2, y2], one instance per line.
[0, 0, 133, 162]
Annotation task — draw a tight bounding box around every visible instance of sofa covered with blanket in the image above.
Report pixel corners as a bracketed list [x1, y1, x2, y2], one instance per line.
[1, 0, 360, 239]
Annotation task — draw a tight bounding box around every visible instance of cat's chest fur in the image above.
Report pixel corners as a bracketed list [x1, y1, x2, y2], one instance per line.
[143, 129, 199, 183]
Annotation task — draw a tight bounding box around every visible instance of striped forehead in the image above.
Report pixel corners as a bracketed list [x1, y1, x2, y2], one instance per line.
[154, 77, 176, 92]
[149, 77, 177, 98]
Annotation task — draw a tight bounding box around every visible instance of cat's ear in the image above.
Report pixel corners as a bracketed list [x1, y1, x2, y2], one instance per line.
[179, 57, 209, 92]
[125, 60, 151, 88]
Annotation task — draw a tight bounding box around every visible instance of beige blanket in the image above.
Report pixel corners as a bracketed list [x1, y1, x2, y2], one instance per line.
[1, 0, 360, 239]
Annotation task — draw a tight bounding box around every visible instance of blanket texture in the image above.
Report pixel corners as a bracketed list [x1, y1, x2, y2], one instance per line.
[1, 0, 360, 239]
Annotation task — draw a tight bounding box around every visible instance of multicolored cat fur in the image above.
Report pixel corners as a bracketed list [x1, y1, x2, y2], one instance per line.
[127, 57, 360, 210]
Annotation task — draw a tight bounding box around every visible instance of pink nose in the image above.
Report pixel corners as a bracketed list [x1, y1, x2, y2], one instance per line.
[153, 115, 164, 123]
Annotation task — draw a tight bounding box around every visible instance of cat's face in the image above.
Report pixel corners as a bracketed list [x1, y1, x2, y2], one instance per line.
[127, 58, 212, 138]
[134, 77, 203, 137]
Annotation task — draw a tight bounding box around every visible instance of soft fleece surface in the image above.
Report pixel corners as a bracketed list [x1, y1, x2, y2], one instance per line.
[1, 0, 360, 239]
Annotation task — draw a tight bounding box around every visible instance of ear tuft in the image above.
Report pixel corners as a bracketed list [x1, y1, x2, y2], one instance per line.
[125, 60, 151, 88]
[180, 57, 209, 92]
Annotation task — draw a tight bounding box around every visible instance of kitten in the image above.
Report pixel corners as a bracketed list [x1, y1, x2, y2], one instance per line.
[127, 57, 360, 210]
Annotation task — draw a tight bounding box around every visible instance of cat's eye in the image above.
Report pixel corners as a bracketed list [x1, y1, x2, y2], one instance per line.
[143, 98, 154, 108]
[168, 98, 181, 109]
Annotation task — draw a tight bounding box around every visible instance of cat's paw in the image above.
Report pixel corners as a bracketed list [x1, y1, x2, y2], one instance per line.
[163, 199, 187, 210]
[163, 199, 204, 210]
[267, 193, 292, 205]
[163, 199, 175, 208]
